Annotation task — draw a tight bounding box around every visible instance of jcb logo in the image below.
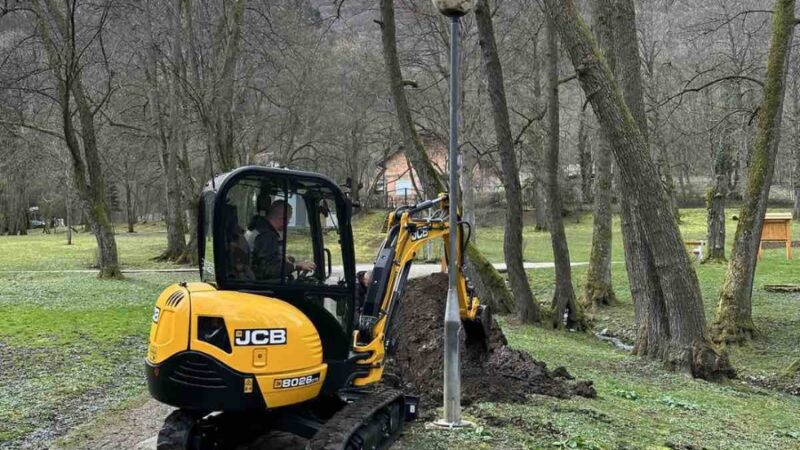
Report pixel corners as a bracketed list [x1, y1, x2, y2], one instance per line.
[234, 329, 287, 346]
[410, 227, 429, 241]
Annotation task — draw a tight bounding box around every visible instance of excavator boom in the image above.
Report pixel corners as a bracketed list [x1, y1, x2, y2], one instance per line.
[351, 194, 491, 386]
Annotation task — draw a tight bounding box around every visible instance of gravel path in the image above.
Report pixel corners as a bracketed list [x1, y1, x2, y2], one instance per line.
[49, 397, 171, 450]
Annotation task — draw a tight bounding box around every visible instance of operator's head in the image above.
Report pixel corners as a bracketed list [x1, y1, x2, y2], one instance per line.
[266, 200, 292, 229]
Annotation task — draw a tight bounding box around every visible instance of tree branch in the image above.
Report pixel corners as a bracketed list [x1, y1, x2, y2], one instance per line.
[0, 119, 64, 140]
[558, 73, 578, 85]
[101, 111, 148, 135]
[650, 75, 764, 112]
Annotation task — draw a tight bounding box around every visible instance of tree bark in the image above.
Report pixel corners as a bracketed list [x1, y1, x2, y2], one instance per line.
[577, 110, 593, 205]
[582, 124, 616, 309]
[792, 77, 800, 221]
[125, 176, 136, 234]
[146, 1, 187, 261]
[711, 0, 796, 345]
[543, 13, 582, 329]
[591, 0, 656, 329]
[543, 0, 732, 379]
[379, 0, 515, 315]
[529, 32, 549, 233]
[474, 0, 541, 323]
[213, 0, 246, 172]
[461, 148, 478, 237]
[704, 115, 733, 264]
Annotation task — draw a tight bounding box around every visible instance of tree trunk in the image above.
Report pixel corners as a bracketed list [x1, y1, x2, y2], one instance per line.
[591, 0, 654, 328]
[66, 191, 73, 245]
[711, 0, 796, 345]
[178, 197, 199, 265]
[582, 124, 616, 309]
[543, 13, 582, 329]
[379, 0, 515, 314]
[529, 31, 549, 233]
[544, 0, 733, 379]
[705, 180, 727, 263]
[125, 177, 136, 233]
[474, 0, 541, 323]
[577, 110, 593, 205]
[792, 77, 800, 221]
[461, 148, 478, 237]
[704, 123, 733, 264]
[652, 111, 681, 223]
[526, 126, 549, 232]
[149, 1, 188, 261]
[213, 0, 246, 172]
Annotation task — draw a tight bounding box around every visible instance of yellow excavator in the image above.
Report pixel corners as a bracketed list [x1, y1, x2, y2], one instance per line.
[146, 166, 490, 449]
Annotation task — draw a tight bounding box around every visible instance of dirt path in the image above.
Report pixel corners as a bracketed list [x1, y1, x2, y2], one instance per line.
[50, 397, 171, 450]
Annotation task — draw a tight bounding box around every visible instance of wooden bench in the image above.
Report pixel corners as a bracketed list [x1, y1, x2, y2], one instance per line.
[759, 213, 792, 260]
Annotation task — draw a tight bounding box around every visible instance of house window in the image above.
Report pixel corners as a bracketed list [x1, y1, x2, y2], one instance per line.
[395, 179, 413, 196]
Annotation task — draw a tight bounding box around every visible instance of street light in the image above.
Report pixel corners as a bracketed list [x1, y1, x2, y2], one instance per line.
[432, 0, 472, 16]
[433, 0, 472, 429]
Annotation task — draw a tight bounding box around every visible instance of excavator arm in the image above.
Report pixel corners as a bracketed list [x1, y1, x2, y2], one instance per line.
[351, 194, 491, 386]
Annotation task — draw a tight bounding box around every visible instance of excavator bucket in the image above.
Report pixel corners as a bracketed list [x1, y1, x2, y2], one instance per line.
[462, 304, 493, 351]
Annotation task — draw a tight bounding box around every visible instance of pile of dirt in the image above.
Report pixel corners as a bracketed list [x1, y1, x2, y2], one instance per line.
[389, 273, 595, 406]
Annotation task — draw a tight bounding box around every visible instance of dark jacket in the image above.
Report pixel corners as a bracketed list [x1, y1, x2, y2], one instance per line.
[251, 220, 293, 280]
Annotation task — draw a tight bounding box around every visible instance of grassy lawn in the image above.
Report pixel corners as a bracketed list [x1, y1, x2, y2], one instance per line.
[0, 272, 194, 445]
[0, 208, 798, 449]
[400, 319, 800, 449]
[0, 223, 185, 271]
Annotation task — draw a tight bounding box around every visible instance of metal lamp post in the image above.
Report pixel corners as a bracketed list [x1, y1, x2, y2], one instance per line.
[433, 0, 472, 429]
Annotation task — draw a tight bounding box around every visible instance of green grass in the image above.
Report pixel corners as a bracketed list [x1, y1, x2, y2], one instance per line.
[0, 230, 186, 271]
[399, 319, 800, 449]
[1, 210, 799, 448]
[0, 272, 191, 445]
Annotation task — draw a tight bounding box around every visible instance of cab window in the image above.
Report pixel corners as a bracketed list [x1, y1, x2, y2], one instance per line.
[217, 175, 343, 287]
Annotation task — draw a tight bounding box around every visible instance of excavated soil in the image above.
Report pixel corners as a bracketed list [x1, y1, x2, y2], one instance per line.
[389, 273, 595, 407]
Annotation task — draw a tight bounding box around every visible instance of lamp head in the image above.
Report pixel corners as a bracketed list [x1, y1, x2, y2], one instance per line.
[432, 0, 472, 17]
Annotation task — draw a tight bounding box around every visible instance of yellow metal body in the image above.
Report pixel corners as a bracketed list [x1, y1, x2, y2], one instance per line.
[352, 196, 481, 386]
[148, 283, 327, 408]
[148, 194, 481, 407]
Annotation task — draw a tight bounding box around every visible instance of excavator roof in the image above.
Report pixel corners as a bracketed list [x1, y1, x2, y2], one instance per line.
[201, 165, 343, 197]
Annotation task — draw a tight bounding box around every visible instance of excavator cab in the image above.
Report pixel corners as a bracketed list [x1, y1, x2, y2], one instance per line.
[198, 166, 358, 366]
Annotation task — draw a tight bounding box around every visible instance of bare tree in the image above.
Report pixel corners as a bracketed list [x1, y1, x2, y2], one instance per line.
[542, 0, 733, 379]
[542, 11, 582, 329]
[29, 0, 122, 278]
[711, 0, 796, 345]
[144, 0, 187, 262]
[474, 0, 541, 323]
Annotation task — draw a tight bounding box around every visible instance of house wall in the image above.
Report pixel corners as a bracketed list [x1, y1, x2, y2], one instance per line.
[379, 136, 501, 207]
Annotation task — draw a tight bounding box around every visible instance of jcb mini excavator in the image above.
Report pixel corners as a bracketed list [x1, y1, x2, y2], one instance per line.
[146, 166, 490, 449]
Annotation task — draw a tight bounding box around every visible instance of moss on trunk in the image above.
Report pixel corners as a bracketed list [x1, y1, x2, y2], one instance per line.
[710, 294, 756, 344]
[580, 280, 617, 309]
[712, 0, 796, 345]
[465, 244, 515, 315]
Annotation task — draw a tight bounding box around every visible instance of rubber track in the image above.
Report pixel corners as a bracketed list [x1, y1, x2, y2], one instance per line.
[307, 388, 404, 450]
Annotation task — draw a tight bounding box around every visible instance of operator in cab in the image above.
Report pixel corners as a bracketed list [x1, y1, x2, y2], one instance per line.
[251, 200, 316, 280]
